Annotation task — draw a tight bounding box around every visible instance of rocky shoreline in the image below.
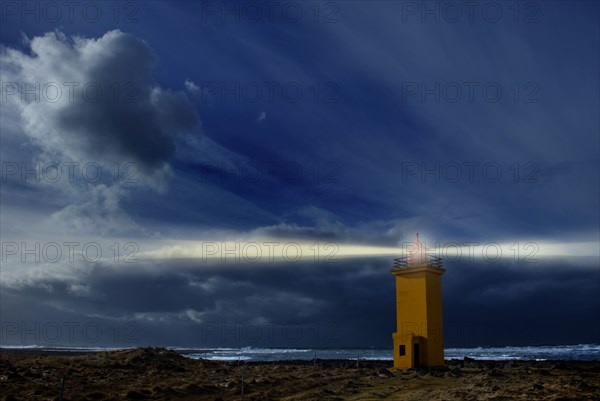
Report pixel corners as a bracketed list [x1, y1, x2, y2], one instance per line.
[1, 347, 599, 400]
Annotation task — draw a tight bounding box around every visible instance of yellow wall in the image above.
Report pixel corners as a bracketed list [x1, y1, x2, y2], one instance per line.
[392, 266, 445, 368]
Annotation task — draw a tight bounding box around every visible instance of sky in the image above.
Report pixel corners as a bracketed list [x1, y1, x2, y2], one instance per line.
[0, 1, 599, 349]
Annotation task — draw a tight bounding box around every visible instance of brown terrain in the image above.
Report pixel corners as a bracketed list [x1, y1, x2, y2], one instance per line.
[1, 347, 599, 400]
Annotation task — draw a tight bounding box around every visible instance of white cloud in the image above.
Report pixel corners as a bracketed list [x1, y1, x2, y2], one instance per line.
[0, 30, 201, 234]
[184, 79, 199, 92]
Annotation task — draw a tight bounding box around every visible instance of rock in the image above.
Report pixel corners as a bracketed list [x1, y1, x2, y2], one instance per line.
[539, 369, 552, 376]
[125, 389, 148, 399]
[377, 368, 394, 378]
[85, 392, 107, 399]
[180, 383, 212, 394]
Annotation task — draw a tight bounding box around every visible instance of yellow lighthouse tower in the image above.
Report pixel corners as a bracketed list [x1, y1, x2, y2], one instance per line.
[391, 233, 445, 369]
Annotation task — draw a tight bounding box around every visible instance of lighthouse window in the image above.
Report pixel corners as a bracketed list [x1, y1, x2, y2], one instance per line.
[399, 345, 406, 356]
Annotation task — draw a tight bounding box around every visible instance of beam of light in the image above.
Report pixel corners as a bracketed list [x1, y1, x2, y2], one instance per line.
[136, 238, 600, 265]
[137, 240, 403, 262]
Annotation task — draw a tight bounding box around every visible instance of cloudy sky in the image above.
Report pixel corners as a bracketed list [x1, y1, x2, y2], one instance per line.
[0, 1, 598, 348]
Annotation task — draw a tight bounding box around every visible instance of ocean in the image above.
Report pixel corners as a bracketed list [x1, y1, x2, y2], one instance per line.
[2, 344, 599, 362]
[183, 344, 600, 362]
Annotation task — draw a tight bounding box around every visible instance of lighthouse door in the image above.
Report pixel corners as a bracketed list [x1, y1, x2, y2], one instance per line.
[413, 343, 420, 368]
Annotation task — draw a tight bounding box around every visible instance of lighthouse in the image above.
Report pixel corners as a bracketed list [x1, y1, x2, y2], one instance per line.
[391, 233, 445, 369]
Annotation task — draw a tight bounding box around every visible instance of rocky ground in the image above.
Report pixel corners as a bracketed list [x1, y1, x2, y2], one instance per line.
[1, 347, 599, 400]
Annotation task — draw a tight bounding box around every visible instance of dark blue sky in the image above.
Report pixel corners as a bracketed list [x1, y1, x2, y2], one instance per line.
[0, 1, 598, 348]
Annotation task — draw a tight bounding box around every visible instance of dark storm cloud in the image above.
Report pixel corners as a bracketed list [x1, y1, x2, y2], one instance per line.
[443, 259, 600, 346]
[0, 258, 393, 347]
[2, 257, 597, 348]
